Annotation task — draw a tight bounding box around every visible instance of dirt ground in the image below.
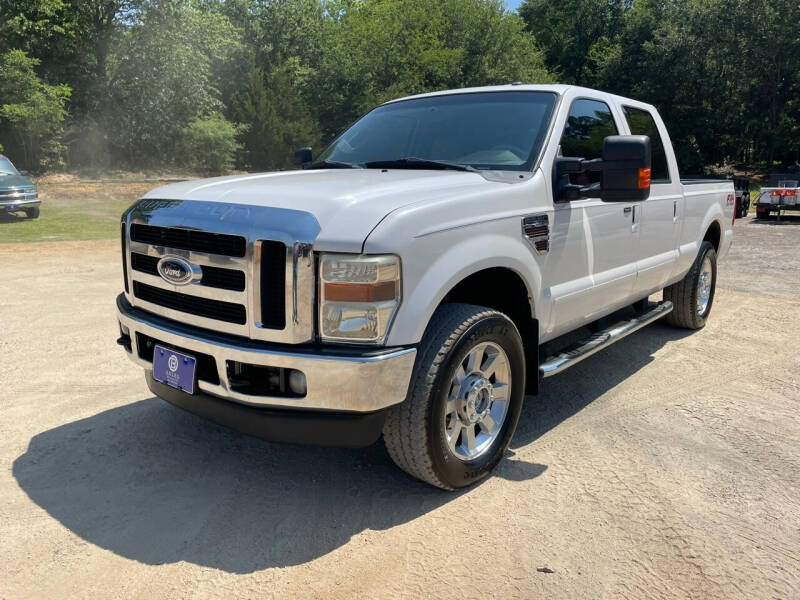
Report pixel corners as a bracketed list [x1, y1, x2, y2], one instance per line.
[1, 215, 799, 599]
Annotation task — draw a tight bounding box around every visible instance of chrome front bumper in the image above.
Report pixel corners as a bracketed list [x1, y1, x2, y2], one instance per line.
[0, 197, 40, 208]
[117, 295, 416, 413]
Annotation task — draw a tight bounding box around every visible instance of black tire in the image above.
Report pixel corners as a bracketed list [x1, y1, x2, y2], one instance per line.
[663, 241, 717, 330]
[383, 303, 526, 490]
[743, 194, 750, 217]
[24, 207, 39, 219]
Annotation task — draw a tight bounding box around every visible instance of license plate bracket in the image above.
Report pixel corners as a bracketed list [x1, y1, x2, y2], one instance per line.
[152, 345, 197, 394]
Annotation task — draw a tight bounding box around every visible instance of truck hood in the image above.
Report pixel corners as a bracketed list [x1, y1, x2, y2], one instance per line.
[0, 173, 35, 190]
[143, 169, 496, 252]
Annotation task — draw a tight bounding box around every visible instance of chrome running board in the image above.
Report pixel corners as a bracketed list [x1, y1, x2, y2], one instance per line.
[539, 301, 674, 378]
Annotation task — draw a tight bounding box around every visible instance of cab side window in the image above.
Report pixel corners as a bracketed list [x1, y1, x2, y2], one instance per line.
[623, 106, 670, 183]
[559, 99, 618, 185]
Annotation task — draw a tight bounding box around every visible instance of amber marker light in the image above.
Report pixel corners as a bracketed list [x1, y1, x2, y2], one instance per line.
[638, 168, 652, 189]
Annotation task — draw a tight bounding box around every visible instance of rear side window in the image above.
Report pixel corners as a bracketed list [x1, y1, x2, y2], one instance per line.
[623, 106, 670, 182]
[559, 99, 618, 185]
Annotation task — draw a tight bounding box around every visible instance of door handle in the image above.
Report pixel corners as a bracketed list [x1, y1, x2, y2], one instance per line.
[623, 206, 632, 215]
[673, 200, 678, 222]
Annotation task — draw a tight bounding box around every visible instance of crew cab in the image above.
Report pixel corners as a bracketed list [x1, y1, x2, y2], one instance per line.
[116, 85, 733, 489]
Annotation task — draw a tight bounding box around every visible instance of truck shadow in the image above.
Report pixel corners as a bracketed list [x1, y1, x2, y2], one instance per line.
[12, 323, 689, 573]
[0, 211, 30, 223]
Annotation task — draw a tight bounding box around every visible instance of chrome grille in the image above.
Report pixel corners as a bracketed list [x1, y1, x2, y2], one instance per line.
[131, 224, 246, 257]
[131, 252, 246, 292]
[122, 199, 319, 344]
[133, 281, 247, 324]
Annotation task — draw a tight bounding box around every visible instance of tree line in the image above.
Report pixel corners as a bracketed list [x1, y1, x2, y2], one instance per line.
[0, 0, 797, 175]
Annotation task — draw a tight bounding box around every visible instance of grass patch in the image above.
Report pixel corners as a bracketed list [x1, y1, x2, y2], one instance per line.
[0, 181, 158, 243]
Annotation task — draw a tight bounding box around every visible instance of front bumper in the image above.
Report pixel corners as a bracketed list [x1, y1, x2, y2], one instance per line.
[116, 294, 417, 414]
[1, 197, 40, 210]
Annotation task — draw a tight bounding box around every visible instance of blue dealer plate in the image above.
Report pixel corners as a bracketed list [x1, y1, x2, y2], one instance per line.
[153, 345, 197, 394]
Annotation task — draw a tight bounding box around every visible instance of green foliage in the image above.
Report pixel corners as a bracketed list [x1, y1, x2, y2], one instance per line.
[1, 0, 799, 173]
[178, 113, 245, 174]
[309, 0, 552, 139]
[520, 0, 800, 170]
[101, 4, 241, 167]
[0, 49, 70, 171]
[231, 61, 321, 170]
[519, 0, 628, 84]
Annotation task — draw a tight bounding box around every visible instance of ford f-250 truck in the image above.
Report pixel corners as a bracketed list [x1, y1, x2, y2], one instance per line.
[116, 85, 733, 489]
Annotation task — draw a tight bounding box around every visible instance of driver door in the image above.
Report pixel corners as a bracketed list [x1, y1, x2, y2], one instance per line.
[547, 98, 640, 333]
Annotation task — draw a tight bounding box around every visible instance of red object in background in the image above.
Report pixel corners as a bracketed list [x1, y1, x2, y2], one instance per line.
[772, 189, 798, 197]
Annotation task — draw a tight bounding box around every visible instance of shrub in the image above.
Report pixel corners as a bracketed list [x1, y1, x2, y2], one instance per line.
[178, 113, 245, 174]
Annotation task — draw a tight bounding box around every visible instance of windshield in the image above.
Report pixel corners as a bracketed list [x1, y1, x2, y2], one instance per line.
[316, 91, 558, 171]
[0, 157, 19, 176]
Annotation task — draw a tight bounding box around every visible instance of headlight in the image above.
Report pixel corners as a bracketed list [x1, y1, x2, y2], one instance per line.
[319, 254, 401, 344]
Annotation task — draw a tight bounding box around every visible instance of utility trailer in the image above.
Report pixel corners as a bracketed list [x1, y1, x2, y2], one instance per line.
[756, 175, 800, 219]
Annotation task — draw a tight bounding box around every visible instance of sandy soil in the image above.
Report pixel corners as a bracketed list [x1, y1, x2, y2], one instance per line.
[1, 216, 799, 599]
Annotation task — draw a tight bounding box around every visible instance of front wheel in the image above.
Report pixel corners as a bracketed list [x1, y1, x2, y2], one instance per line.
[383, 303, 526, 490]
[663, 241, 717, 330]
[24, 207, 39, 219]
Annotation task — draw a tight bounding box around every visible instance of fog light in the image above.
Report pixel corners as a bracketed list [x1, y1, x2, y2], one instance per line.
[288, 370, 307, 395]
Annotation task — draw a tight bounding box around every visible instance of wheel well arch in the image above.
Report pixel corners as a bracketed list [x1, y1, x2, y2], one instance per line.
[703, 220, 721, 253]
[438, 267, 539, 392]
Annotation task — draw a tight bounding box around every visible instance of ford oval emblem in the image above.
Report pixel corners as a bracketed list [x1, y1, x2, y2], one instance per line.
[157, 256, 199, 286]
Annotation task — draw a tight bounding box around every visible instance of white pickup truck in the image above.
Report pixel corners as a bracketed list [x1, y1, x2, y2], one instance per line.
[116, 85, 734, 489]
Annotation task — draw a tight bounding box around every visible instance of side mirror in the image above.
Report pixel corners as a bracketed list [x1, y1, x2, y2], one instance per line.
[553, 135, 652, 203]
[19, 170, 29, 176]
[293, 147, 313, 169]
[600, 135, 651, 202]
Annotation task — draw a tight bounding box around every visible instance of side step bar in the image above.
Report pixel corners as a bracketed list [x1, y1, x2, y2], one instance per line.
[539, 301, 673, 378]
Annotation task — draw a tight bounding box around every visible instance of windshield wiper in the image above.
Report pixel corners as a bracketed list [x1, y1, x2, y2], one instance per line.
[308, 159, 364, 169]
[364, 157, 480, 173]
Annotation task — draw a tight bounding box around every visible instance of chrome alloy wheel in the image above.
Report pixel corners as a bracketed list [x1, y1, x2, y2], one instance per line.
[444, 341, 511, 461]
[696, 255, 713, 315]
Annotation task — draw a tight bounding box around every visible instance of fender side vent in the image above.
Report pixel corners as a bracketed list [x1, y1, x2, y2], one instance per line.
[522, 214, 549, 254]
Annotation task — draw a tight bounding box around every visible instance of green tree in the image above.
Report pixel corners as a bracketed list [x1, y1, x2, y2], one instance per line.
[0, 49, 70, 170]
[231, 60, 321, 170]
[101, 3, 241, 167]
[518, 0, 629, 85]
[310, 0, 552, 140]
[0, 1, 139, 115]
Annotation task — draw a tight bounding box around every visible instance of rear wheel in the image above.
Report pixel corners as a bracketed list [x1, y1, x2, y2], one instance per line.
[383, 303, 525, 490]
[664, 241, 717, 330]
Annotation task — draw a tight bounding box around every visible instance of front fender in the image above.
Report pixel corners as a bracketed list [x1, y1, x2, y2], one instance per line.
[382, 231, 542, 347]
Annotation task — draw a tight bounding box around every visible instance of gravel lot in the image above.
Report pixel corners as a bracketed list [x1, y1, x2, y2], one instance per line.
[1, 215, 799, 599]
